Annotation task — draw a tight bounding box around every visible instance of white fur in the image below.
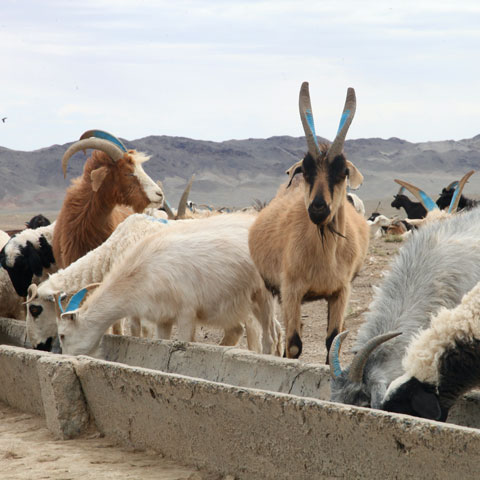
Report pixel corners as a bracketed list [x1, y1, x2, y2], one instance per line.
[57, 215, 282, 357]
[131, 152, 164, 207]
[347, 193, 365, 217]
[367, 215, 391, 240]
[401, 280, 480, 384]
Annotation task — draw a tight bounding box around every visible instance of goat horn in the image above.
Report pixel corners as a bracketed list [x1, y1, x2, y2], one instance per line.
[62, 138, 125, 178]
[393, 179, 438, 211]
[328, 87, 356, 162]
[348, 332, 402, 383]
[176, 175, 195, 219]
[299, 82, 321, 157]
[79, 130, 127, 152]
[448, 170, 475, 213]
[328, 330, 349, 379]
[396, 185, 405, 196]
[445, 180, 458, 191]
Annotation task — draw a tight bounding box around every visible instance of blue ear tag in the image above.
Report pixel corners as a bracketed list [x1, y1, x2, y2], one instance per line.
[91, 130, 127, 152]
[337, 110, 350, 135]
[305, 109, 320, 149]
[418, 190, 438, 211]
[65, 288, 88, 313]
[448, 184, 461, 213]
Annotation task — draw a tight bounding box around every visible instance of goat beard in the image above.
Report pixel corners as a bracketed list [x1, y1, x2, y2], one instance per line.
[316, 219, 347, 249]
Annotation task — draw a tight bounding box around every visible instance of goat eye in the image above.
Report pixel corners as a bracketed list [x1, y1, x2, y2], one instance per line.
[29, 305, 43, 318]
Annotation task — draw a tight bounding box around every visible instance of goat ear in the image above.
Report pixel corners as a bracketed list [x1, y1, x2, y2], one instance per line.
[285, 160, 303, 188]
[60, 311, 78, 323]
[90, 166, 109, 192]
[346, 161, 363, 190]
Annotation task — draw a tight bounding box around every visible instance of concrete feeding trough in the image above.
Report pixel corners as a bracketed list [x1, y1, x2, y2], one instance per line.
[1, 317, 480, 479]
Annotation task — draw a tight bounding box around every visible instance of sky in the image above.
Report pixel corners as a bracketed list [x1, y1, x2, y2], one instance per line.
[2, 0, 480, 151]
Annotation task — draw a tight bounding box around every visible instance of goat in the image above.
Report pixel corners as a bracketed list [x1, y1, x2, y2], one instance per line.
[25, 214, 51, 229]
[346, 192, 365, 217]
[25, 213, 169, 350]
[0, 222, 56, 297]
[436, 175, 479, 211]
[367, 214, 391, 240]
[53, 129, 164, 269]
[55, 214, 282, 357]
[0, 230, 25, 320]
[329, 206, 480, 408]
[390, 185, 427, 219]
[248, 82, 369, 361]
[382, 279, 480, 421]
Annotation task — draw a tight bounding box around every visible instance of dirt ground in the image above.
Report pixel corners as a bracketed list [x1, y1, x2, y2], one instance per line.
[0, 403, 228, 480]
[0, 212, 402, 478]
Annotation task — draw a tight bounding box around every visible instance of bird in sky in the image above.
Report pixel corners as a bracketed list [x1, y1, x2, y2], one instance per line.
[1, 117, 6, 123]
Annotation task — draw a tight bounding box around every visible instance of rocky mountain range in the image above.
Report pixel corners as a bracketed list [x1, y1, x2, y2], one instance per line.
[1, 134, 479, 213]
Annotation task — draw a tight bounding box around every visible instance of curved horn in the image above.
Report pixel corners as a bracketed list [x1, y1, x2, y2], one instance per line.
[79, 130, 127, 152]
[348, 332, 402, 383]
[395, 185, 405, 196]
[299, 82, 321, 157]
[394, 179, 438, 212]
[176, 175, 195, 219]
[62, 138, 125, 178]
[329, 330, 349, 379]
[448, 170, 475, 213]
[328, 87, 356, 162]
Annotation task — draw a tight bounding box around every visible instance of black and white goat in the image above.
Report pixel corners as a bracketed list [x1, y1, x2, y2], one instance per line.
[0, 222, 56, 297]
[382, 280, 480, 421]
[436, 176, 479, 211]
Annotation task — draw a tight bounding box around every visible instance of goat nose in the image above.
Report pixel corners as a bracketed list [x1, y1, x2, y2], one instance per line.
[156, 191, 163, 198]
[311, 197, 328, 212]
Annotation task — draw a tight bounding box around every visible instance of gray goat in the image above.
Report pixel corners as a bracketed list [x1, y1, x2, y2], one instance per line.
[329, 206, 480, 408]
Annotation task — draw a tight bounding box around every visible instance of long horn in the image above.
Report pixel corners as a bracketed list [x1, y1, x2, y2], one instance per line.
[328, 87, 356, 162]
[448, 170, 475, 213]
[348, 332, 402, 383]
[329, 331, 349, 379]
[62, 138, 125, 178]
[394, 179, 438, 211]
[395, 185, 405, 196]
[176, 175, 195, 219]
[79, 129, 127, 152]
[299, 82, 321, 157]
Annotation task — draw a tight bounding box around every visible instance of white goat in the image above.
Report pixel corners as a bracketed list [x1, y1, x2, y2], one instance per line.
[56, 219, 282, 356]
[367, 214, 391, 240]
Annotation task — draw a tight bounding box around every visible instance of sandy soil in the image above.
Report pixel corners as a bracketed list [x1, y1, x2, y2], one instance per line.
[0, 403, 228, 480]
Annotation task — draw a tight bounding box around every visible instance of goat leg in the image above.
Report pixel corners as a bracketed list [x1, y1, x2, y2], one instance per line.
[325, 285, 350, 364]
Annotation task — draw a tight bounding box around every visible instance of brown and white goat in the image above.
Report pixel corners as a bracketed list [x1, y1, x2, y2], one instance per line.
[53, 130, 164, 268]
[249, 83, 369, 361]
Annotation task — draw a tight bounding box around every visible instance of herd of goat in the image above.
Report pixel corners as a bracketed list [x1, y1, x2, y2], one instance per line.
[0, 82, 479, 424]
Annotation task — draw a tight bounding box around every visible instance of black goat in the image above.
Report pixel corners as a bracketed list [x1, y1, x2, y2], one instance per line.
[25, 214, 51, 229]
[436, 184, 479, 211]
[391, 187, 427, 219]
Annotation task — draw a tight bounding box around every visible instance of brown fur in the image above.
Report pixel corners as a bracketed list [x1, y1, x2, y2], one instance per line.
[249, 148, 369, 361]
[53, 150, 151, 269]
